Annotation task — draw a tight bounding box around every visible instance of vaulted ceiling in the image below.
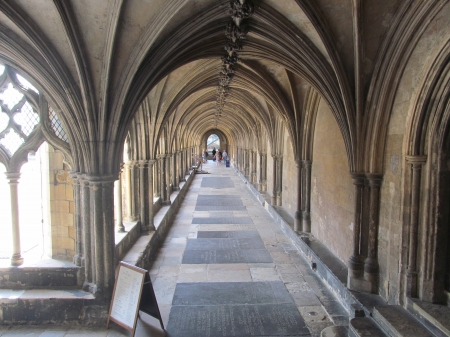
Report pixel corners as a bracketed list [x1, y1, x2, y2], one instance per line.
[0, 0, 404, 172]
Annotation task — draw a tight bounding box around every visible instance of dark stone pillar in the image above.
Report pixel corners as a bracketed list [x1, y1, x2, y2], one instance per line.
[405, 155, 426, 297]
[80, 177, 93, 287]
[294, 161, 302, 232]
[276, 156, 283, 206]
[173, 152, 179, 190]
[271, 156, 277, 205]
[70, 172, 83, 266]
[262, 153, 267, 192]
[348, 173, 365, 285]
[302, 160, 312, 232]
[162, 155, 171, 205]
[139, 160, 150, 232]
[364, 174, 383, 293]
[148, 160, 156, 231]
[131, 162, 139, 221]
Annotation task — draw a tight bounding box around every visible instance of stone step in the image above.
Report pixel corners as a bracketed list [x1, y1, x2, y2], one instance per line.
[406, 298, 450, 337]
[373, 305, 435, 337]
[349, 317, 388, 337]
[321, 325, 348, 337]
[0, 289, 106, 324]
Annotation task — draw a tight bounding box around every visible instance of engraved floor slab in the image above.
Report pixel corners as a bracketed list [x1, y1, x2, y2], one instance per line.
[196, 195, 243, 206]
[182, 248, 273, 264]
[185, 237, 266, 250]
[192, 217, 253, 224]
[172, 282, 294, 305]
[195, 205, 247, 211]
[197, 230, 260, 238]
[167, 304, 309, 336]
[201, 177, 234, 188]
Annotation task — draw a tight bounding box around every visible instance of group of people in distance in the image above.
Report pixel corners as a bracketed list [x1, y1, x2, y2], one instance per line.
[202, 147, 228, 166]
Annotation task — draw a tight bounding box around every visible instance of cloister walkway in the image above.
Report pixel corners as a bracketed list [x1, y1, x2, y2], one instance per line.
[0, 160, 349, 337]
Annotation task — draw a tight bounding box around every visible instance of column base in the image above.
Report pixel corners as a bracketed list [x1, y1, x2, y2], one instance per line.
[302, 212, 311, 232]
[406, 271, 418, 298]
[162, 200, 172, 206]
[10, 254, 24, 266]
[348, 276, 375, 293]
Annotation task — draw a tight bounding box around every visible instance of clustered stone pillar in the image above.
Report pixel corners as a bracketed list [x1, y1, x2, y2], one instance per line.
[147, 160, 156, 231]
[6, 172, 24, 266]
[364, 174, 382, 293]
[251, 150, 257, 183]
[348, 173, 365, 281]
[172, 152, 179, 190]
[244, 149, 250, 177]
[405, 155, 427, 297]
[79, 174, 116, 297]
[302, 160, 312, 232]
[71, 172, 83, 266]
[124, 162, 133, 221]
[271, 156, 277, 205]
[276, 156, 283, 206]
[131, 162, 139, 221]
[294, 161, 302, 232]
[114, 168, 125, 233]
[139, 160, 150, 232]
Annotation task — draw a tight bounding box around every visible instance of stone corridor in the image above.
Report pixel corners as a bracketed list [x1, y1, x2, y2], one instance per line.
[0, 160, 349, 336]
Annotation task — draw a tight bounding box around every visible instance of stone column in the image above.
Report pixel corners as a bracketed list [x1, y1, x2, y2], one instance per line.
[164, 155, 172, 205]
[131, 162, 139, 221]
[271, 156, 277, 205]
[155, 156, 161, 199]
[6, 172, 24, 266]
[405, 155, 426, 297]
[348, 173, 365, 284]
[147, 160, 156, 231]
[262, 153, 267, 192]
[114, 167, 125, 233]
[179, 151, 185, 182]
[70, 172, 83, 266]
[302, 160, 312, 232]
[80, 176, 94, 287]
[276, 156, 283, 206]
[159, 155, 165, 201]
[172, 152, 179, 190]
[251, 150, 257, 183]
[124, 162, 133, 221]
[86, 175, 116, 298]
[294, 161, 302, 232]
[364, 174, 382, 293]
[138, 160, 149, 232]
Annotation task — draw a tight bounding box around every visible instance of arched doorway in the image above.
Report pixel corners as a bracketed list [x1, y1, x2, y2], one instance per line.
[207, 134, 220, 154]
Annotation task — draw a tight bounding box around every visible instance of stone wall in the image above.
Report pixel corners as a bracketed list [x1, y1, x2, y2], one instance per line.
[310, 99, 354, 264]
[378, 2, 450, 303]
[43, 144, 75, 260]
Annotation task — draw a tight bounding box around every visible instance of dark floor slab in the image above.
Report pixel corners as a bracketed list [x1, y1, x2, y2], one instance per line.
[201, 177, 234, 188]
[195, 206, 247, 211]
[196, 195, 243, 207]
[197, 230, 260, 238]
[185, 237, 265, 251]
[172, 282, 294, 306]
[192, 217, 253, 224]
[166, 304, 309, 337]
[182, 249, 273, 264]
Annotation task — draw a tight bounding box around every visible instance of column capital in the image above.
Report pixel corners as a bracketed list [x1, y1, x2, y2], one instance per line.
[366, 173, 383, 187]
[405, 155, 427, 166]
[138, 160, 149, 168]
[350, 172, 365, 185]
[5, 172, 20, 183]
[83, 174, 116, 187]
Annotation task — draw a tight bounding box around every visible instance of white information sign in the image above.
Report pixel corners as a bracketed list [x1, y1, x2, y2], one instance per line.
[107, 262, 146, 334]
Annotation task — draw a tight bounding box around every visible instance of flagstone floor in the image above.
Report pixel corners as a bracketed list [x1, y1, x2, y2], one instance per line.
[0, 160, 349, 336]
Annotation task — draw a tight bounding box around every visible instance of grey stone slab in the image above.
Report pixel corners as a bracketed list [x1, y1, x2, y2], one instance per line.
[167, 304, 309, 337]
[192, 217, 253, 224]
[321, 300, 349, 316]
[201, 177, 234, 188]
[182, 249, 273, 264]
[172, 281, 293, 306]
[196, 230, 259, 238]
[196, 195, 243, 206]
[185, 237, 265, 250]
[195, 206, 247, 211]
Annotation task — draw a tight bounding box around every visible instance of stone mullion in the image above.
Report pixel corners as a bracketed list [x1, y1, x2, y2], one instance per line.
[138, 160, 149, 232]
[302, 160, 312, 232]
[348, 173, 365, 282]
[277, 156, 283, 206]
[406, 155, 427, 297]
[148, 160, 156, 231]
[6, 172, 24, 266]
[114, 167, 125, 233]
[71, 172, 83, 265]
[271, 156, 277, 205]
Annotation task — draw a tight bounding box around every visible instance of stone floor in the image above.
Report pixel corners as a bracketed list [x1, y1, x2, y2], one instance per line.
[0, 160, 349, 336]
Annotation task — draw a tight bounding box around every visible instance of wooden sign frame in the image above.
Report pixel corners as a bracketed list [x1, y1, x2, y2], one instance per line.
[106, 262, 147, 337]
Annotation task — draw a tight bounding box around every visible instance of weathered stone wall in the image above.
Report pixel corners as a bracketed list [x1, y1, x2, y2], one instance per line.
[378, 2, 450, 303]
[282, 128, 297, 217]
[310, 99, 354, 264]
[43, 144, 75, 260]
